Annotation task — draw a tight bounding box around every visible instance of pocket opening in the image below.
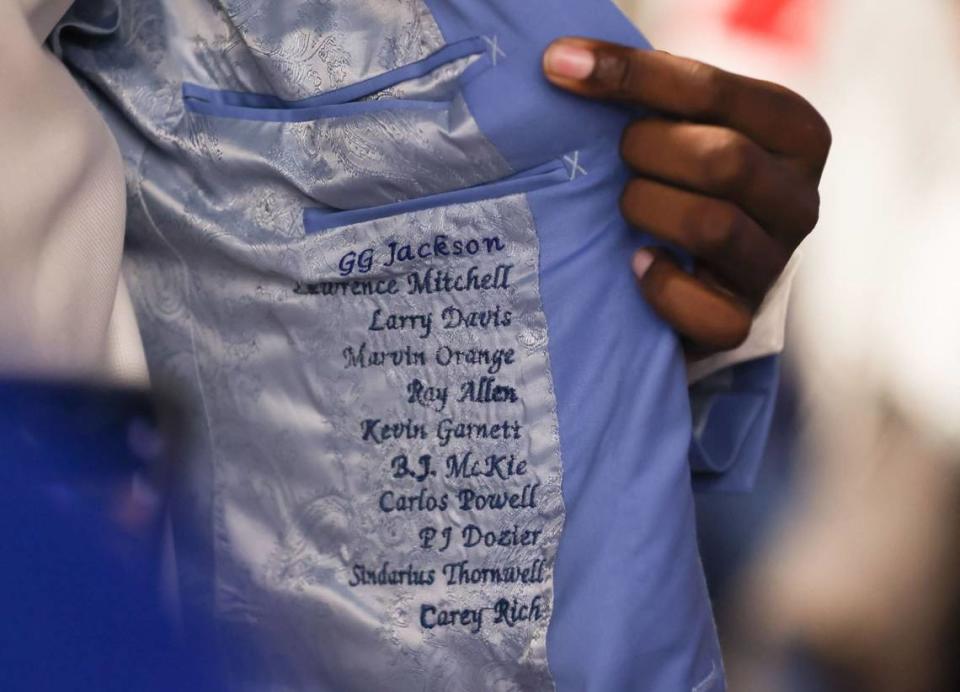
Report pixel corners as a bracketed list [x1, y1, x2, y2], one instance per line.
[182, 36, 489, 122]
[181, 95, 450, 122]
[302, 159, 570, 234]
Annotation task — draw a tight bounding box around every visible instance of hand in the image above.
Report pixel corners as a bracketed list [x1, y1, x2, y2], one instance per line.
[543, 38, 831, 353]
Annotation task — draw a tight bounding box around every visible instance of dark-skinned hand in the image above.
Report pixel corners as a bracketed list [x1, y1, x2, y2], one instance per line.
[543, 37, 831, 354]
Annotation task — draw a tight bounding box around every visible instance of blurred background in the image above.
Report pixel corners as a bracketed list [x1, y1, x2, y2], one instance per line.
[618, 1, 960, 690]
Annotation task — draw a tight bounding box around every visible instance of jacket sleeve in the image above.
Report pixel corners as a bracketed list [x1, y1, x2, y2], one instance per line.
[687, 354, 780, 493]
[683, 249, 798, 492]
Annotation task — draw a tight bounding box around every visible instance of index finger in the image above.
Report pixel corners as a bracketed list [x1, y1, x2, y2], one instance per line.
[543, 37, 830, 168]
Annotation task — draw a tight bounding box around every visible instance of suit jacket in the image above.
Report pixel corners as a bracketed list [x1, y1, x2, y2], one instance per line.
[37, 1, 784, 688]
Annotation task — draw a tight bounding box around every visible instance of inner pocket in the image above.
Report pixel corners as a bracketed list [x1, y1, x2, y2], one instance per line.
[182, 36, 490, 122]
[303, 159, 571, 234]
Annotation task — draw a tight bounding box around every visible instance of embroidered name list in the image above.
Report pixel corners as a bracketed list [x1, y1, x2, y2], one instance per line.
[297, 223, 560, 640]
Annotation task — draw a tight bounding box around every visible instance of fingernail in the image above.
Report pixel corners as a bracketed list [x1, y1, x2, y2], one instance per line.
[632, 249, 654, 279]
[544, 42, 596, 80]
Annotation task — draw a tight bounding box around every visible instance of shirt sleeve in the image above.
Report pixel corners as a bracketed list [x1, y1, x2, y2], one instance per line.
[687, 250, 799, 384]
[682, 249, 799, 492]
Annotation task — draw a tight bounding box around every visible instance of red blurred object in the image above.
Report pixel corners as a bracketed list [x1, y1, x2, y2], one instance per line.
[724, 0, 818, 49]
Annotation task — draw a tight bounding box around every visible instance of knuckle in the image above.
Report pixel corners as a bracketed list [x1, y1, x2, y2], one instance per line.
[780, 177, 821, 242]
[690, 201, 743, 256]
[594, 49, 635, 97]
[701, 130, 757, 192]
[810, 113, 833, 161]
[798, 188, 821, 234]
[788, 94, 832, 164]
[753, 257, 787, 305]
[688, 61, 729, 117]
